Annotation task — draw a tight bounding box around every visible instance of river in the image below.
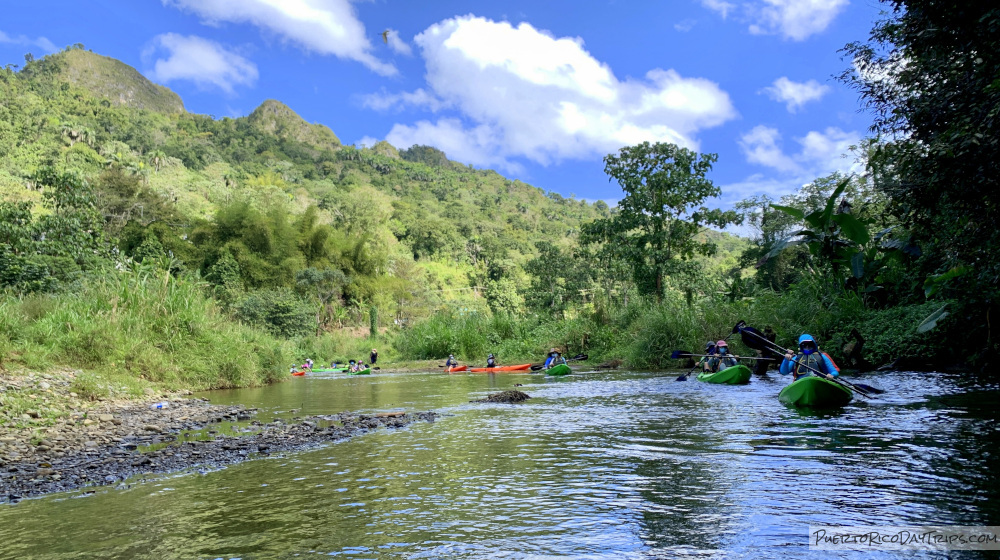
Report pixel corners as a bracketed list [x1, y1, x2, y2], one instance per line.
[0, 369, 997, 559]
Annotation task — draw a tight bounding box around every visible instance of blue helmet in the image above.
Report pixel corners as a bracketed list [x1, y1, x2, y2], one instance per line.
[798, 334, 817, 354]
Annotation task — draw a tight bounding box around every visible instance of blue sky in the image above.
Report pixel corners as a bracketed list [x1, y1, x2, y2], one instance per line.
[1, 0, 882, 208]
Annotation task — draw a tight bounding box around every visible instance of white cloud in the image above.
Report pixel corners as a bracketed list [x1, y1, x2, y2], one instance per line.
[381, 29, 412, 56]
[362, 88, 447, 113]
[144, 33, 258, 93]
[700, 0, 736, 19]
[731, 125, 861, 202]
[355, 136, 378, 148]
[762, 77, 830, 112]
[702, 0, 848, 41]
[739, 125, 801, 173]
[0, 30, 58, 54]
[674, 19, 697, 32]
[377, 15, 736, 169]
[163, 0, 396, 76]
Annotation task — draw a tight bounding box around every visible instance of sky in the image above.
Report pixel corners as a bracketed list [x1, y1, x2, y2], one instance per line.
[0, 0, 884, 209]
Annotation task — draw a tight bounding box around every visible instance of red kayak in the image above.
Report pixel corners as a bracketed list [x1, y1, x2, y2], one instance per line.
[447, 365, 468, 373]
[291, 371, 306, 376]
[469, 363, 532, 373]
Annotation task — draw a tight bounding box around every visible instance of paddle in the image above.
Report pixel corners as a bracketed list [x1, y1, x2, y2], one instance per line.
[675, 360, 703, 382]
[530, 353, 588, 371]
[671, 350, 773, 361]
[732, 321, 883, 396]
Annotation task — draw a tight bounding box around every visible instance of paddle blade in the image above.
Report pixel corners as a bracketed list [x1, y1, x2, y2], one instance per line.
[731, 320, 747, 334]
[670, 350, 693, 360]
[675, 372, 690, 381]
[851, 382, 885, 394]
[530, 364, 544, 371]
[739, 325, 782, 354]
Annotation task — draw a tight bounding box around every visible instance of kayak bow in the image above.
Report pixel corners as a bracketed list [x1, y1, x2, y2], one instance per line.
[697, 364, 752, 385]
[778, 375, 853, 408]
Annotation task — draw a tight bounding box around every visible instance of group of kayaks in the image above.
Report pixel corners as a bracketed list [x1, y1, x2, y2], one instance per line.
[446, 363, 572, 376]
[696, 363, 853, 408]
[291, 367, 370, 376]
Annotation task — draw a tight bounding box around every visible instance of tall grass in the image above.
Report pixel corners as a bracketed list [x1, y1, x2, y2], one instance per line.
[391, 283, 948, 369]
[0, 267, 288, 400]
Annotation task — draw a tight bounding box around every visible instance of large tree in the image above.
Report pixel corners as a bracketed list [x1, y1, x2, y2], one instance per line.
[842, 3, 1000, 307]
[581, 142, 738, 301]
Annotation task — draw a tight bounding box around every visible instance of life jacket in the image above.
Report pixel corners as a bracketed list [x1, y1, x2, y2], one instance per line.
[792, 351, 827, 378]
[708, 353, 738, 372]
[487, 358, 497, 367]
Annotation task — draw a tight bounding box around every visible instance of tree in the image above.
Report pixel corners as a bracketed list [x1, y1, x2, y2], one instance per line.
[842, 3, 1000, 306]
[581, 142, 739, 301]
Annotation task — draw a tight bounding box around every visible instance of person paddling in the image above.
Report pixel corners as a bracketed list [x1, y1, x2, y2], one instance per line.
[486, 353, 498, 368]
[543, 348, 565, 368]
[445, 354, 459, 368]
[780, 334, 839, 380]
[704, 340, 738, 373]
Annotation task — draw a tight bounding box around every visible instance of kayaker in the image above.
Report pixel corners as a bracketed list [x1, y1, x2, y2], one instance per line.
[544, 348, 565, 368]
[780, 334, 839, 380]
[445, 354, 459, 367]
[305, 358, 314, 370]
[486, 354, 498, 368]
[704, 340, 739, 373]
[370, 348, 378, 366]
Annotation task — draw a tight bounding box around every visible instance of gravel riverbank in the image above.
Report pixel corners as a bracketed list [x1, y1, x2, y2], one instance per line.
[0, 393, 437, 503]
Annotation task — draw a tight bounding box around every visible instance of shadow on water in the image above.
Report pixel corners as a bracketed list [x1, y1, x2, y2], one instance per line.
[0, 369, 997, 558]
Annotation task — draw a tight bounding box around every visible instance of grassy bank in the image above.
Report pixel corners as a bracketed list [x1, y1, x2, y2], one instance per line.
[392, 283, 952, 369]
[0, 268, 288, 411]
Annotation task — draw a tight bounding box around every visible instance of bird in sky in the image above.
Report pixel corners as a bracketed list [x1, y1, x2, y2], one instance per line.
[381, 30, 390, 45]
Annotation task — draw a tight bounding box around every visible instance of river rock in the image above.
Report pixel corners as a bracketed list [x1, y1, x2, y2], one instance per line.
[98, 414, 114, 422]
[143, 425, 163, 433]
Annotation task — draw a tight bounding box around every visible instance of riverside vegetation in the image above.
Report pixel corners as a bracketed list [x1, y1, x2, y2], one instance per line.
[2, 2, 997, 434]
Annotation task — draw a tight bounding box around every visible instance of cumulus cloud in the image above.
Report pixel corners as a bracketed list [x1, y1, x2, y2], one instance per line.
[163, 0, 396, 76]
[739, 125, 801, 173]
[144, 33, 258, 93]
[361, 88, 447, 113]
[762, 77, 830, 112]
[0, 30, 58, 54]
[702, 0, 848, 41]
[373, 15, 736, 170]
[355, 136, 378, 148]
[729, 125, 861, 202]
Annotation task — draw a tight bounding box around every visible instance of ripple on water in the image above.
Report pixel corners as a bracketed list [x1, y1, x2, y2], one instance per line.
[0, 370, 996, 559]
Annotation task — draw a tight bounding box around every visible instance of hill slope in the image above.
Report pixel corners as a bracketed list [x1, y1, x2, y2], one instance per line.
[47, 48, 184, 113]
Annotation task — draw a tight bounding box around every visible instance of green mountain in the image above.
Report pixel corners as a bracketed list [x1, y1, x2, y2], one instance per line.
[46, 48, 185, 113]
[247, 99, 340, 149]
[0, 45, 745, 329]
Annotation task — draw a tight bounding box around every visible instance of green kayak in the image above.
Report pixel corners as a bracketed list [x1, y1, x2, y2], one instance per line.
[347, 368, 371, 376]
[697, 364, 752, 384]
[311, 368, 349, 373]
[778, 375, 852, 408]
[545, 363, 571, 376]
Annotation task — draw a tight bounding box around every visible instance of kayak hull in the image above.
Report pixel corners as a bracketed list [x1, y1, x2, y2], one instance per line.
[347, 368, 371, 376]
[469, 363, 532, 373]
[291, 371, 305, 376]
[697, 364, 752, 385]
[779, 375, 852, 408]
[545, 363, 572, 376]
[446, 366, 468, 373]
[311, 368, 349, 373]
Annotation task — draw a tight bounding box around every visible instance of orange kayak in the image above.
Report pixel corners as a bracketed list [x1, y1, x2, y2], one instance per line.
[447, 365, 468, 373]
[469, 363, 532, 373]
[291, 371, 306, 376]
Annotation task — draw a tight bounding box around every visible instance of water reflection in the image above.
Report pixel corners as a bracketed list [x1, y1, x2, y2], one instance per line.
[0, 370, 996, 559]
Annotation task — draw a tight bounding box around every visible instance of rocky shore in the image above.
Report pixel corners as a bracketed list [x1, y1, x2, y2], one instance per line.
[0, 395, 437, 503]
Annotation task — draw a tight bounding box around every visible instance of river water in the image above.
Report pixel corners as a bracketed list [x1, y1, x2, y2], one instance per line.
[0, 369, 997, 559]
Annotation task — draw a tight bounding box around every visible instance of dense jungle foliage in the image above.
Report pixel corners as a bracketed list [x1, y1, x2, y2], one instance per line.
[1, 1, 995, 398]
